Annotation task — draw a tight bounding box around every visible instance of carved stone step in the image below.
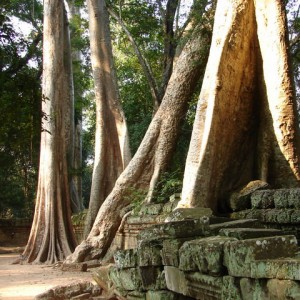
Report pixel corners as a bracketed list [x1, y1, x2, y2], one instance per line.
[164, 266, 222, 300]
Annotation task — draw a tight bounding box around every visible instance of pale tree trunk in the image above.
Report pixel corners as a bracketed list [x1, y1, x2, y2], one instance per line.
[63, 5, 82, 214]
[20, 0, 77, 264]
[66, 24, 210, 263]
[178, 0, 300, 213]
[83, 0, 131, 237]
[66, 0, 84, 213]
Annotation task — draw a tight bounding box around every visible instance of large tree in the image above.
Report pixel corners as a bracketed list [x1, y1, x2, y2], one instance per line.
[83, 0, 131, 237]
[20, 0, 77, 264]
[66, 20, 211, 263]
[178, 0, 300, 212]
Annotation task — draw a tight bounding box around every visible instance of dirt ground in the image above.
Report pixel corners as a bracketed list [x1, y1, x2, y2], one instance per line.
[0, 247, 96, 300]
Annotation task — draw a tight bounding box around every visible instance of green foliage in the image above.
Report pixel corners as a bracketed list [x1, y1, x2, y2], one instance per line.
[0, 2, 42, 218]
[123, 186, 147, 215]
[71, 209, 87, 226]
[152, 170, 183, 203]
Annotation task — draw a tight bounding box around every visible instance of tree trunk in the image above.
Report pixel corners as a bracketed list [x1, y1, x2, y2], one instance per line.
[20, 0, 77, 264]
[83, 0, 131, 237]
[178, 0, 300, 213]
[65, 24, 210, 263]
[66, 0, 84, 213]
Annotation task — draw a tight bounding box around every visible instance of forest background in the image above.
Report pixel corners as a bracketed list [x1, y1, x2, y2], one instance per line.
[0, 0, 299, 221]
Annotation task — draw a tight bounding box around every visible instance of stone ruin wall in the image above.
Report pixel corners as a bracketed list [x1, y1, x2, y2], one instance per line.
[94, 188, 300, 299]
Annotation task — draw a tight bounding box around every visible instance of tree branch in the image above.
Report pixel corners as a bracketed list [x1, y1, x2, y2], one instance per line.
[107, 6, 160, 111]
[5, 31, 42, 76]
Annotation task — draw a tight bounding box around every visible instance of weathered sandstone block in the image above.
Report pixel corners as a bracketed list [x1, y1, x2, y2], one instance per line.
[139, 266, 166, 290]
[228, 180, 269, 212]
[161, 238, 192, 267]
[109, 266, 143, 291]
[221, 276, 242, 300]
[209, 219, 261, 235]
[137, 218, 210, 241]
[273, 188, 300, 209]
[164, 266, 223, 299]
[179, 236, 236, 276]
[137, 239, 163, 267]
[240, 278, 300, 300]
[224, 235, 298, 277]
[114, 249, 138, 269]
[251, 190, 275, 209]
[251, 258, 300, 280]
[165, 207, 213, 222]
[219, 227, 288, 240]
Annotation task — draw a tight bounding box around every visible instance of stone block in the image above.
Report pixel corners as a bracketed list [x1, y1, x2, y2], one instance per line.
[221, 276, 242, 300]
[251, 258, 300, 280]
[93, 264, 114, 292]
[228, 180, 269, 212]
[219, 228, 288, 240]
[161, 238, 197, 267]
[273, 188, 300, 209]
[224, 235, 298, 277]
[137, 218, 210, 241]
[127, 215, 158, 224]
[109, 266, 143, 291]
[170, 193, 181, 202]
[164, 266, 187, 295]
[209, 218, 261, 235]
[239, 278, 268, 300]
[179, 236, 235, 275]
[161, 239, 183, 267]
[137, 239, 163, 267]
[164, 266, 223, 299]
[251, 190, 275, 209]
[146, 290, 178, 300]
[163, 201, 179, 214]
[240, 278, 300, 300]
[231, 209, 264, 221]
[127, 291, 146, 300]
[165, 207, 213, 222]
[256, 209, 300, 224]
[184, 271, 223, 299]
[114, 249, 138, 269]
[266, 279, 300, 299]
[139, 204, 164, 216]
[139, 266, 167, 290]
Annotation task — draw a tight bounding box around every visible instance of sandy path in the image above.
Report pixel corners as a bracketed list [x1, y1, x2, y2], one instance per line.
[0, 252, 96, 300]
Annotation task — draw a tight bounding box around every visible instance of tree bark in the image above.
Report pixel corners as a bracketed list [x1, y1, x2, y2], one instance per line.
[66, 24, 210, 263]
[66, 0, 84, 213]
[20, 0, 77, 264]
[83, 0, 131, 237]
[178, 0, 300, 213]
